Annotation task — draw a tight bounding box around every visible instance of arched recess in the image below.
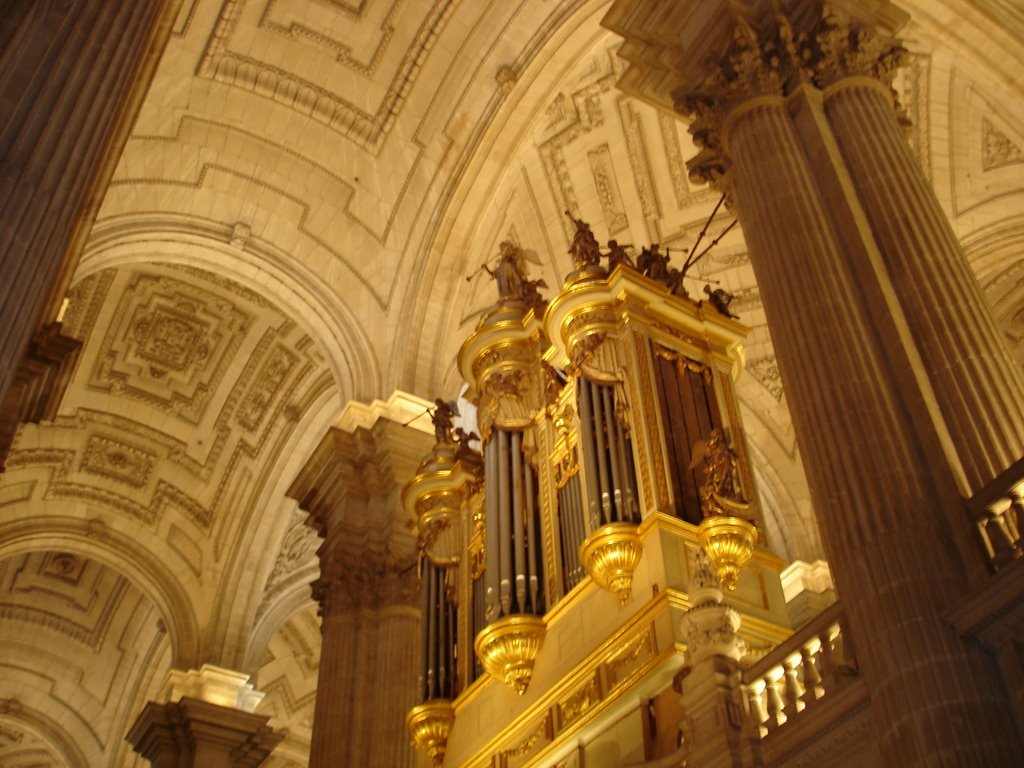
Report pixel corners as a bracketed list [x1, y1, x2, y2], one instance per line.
[244, 570, 320, 677]
[201, 387, 335, 673]
[0, 513, 201, 669]
[0, 706, 90, 768]
[77, 215, 376, 403]
[964, 216, 1024, 366]
[67, 219, 360, 674]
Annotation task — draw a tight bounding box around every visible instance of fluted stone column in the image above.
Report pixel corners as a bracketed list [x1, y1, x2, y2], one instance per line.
[823, 76, 1024, 490]
[0, 0, 180, 403]
[288, 417, 432, 768]
[604, 3, 1024, 765]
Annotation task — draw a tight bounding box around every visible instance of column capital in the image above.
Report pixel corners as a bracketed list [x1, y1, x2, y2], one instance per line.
[602, 1, 908, 186]
[127, 697, 282, 768]
[289, 409, 434, 617]
[313, 548, 420, 616]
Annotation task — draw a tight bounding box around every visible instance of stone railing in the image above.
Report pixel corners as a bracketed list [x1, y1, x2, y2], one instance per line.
[741, 602, 858, 738]
[967, 458, 1024, 571]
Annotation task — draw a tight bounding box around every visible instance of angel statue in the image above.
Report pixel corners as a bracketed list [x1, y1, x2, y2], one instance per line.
[565, 211, 602, 268]
[689, 428, 746, 514]
[430, 398, 459, 446]
[483, 241, 528, 300]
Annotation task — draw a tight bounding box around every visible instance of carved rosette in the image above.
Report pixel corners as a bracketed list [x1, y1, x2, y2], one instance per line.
[474, 614, 547, 695]
[458, 303, 548, 440]
[579, 523, 643, 606]
[406, 700, 455, 767]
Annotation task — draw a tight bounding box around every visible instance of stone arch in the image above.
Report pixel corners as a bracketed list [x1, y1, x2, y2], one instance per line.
[0, 705, 90, 768]
[245, 572, 319, 677]
[76, 215, 377, 403]
[0, 513, 201, 669]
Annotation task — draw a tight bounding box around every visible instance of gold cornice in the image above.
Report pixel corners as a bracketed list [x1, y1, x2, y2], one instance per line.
[545, 266, 748, 378]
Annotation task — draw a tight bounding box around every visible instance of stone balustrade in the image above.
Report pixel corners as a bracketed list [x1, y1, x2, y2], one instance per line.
[741, 602, 858, 739]
[968, 458, 1024, 571]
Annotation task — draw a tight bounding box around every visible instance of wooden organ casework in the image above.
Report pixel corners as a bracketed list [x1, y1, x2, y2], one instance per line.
[405, 224, 792, 767]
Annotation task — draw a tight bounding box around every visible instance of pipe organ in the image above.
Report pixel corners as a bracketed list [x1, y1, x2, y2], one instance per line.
[405, 231, 792, 767]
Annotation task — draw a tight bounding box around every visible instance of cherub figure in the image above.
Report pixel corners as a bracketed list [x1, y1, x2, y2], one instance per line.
[638, 244, 671, 283]
[605, 239, 633, 270]
[703, 284, 738, 319]
[566, 211, 602, 268]
[431, 398, 459, 445]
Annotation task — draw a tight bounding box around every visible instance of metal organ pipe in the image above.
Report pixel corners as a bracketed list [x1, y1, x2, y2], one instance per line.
[613, 401, 637, 522]
[601, 383, 624, 521]
[512, 431, 527, 612]
[426, 561, 438, 697]
[497, 430, 512, 616]
[525, 455, 539, 613]
[420, 560, 430, 699]
[484, 438, 499, 621]
[591, 380, 613, 525]
[577, 380, 602, 531]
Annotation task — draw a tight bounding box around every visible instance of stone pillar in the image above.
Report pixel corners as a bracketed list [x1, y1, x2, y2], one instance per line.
[603, 3, 1024, 765]
[127, 698, 281, 768]
[0, 0, 180, 404]
[822, 74, 1024, 491]
[675, 550, 756, 768]
[288, 417, 433, 768]
[127, 665, 280, 767]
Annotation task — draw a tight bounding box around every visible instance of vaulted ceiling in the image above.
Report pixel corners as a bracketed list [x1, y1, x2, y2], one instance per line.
[0, 1, 1022, 765]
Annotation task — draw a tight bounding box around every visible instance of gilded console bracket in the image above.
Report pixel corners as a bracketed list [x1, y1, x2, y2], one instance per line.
[579, 522, 644, 606]
[407, 700, 456, 767]
[474, 615, 547, 696]
[697, 513, 758, 591]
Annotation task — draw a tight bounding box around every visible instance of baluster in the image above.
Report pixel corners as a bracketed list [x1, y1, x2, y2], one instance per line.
[782, 656, 804, 718]
[833, 617, 857, 677]
[744, 681, 769, 738]
[763, 670, 786, 728]
[1007, 486, 1024, 545]
[799, 642, 824, 705]
[817, 626, 839, 691]
[984, 502, 1018, 566]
